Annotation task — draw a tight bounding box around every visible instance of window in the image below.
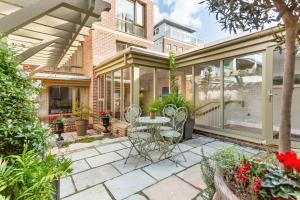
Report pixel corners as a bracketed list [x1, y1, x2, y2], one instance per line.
[155, 28, 159, 35]
[166, 44, 171, 50]
[173, 45, 177, 52]
[116, 41, 128, 52]
[49, 87, 73, 114]
[116, 0, 145, 37]
[179, 47, 183, 53]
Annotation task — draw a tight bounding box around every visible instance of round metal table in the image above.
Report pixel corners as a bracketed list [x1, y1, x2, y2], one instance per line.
[137, 116, 170, 125]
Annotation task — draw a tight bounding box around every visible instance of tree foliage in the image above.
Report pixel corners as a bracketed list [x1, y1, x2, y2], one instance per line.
[0, 39, 51, 156]
[169, 51, 178, 95]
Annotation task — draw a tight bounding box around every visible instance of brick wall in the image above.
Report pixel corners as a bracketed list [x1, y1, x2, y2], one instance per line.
[81, 0, 154, 128]
[163, 37, 196, 55]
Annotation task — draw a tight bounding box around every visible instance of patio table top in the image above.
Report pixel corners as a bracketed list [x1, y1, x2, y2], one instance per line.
[137, 116, 170, 124]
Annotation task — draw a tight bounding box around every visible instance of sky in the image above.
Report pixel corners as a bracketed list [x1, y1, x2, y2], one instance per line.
[153, 0, 233, 43]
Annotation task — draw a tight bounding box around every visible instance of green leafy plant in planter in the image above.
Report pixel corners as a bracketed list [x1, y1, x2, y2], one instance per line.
[148, 107, 158, 119]
[0, 147, 72, 200]
[72, 103, 93, 136]
[0, 37, 72, 199]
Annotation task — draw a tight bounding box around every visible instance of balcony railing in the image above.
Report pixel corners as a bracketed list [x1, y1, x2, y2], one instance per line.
[116, 18, 145, 38]
[165, 29, 203, 46]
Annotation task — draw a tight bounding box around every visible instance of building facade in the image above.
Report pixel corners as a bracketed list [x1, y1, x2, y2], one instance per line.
[153, 19, 203, 54]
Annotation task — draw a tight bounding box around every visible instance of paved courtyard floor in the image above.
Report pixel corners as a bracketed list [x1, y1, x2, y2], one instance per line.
[56, 134, 262, 200]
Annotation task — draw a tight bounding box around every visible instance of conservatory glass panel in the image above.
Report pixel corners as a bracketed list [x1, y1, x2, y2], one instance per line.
[113, 70, 121, 119]
[194, 61, 221, 128]
[224, 53, 263, 135]
[156, 69, 169, 100]
[106, 73, 112, 112]
[123, 68, 131, 111]
[177, 67, 193, 102]
[273, 49, 300, 142]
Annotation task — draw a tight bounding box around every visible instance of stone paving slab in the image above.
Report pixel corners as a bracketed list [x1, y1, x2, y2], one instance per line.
[172, 143, 194, 153]
[96, 143, 127, 154]
[116, 148, 138, 158]
[72, 165, 120, 191]
[143, 159, 185, 181]
[66, 149, 99, 161]
[173, 151, 202, 168]
[190, 145, 217, 157]
[124, 194, 147, 200]
[86, 152, 123, 168]
[205, 140, 235, 149]
[121, 141, 132, 147]
[183, 136, 215, 147]
[105, 169, 156, 200]
[112, 157, 151, 174]
[70, 160, 90, 174]
[60, 176, 75, 198]
[62, 184, 112, 200]
[177, 164, 206, 190]
[143, 175, 199, 200]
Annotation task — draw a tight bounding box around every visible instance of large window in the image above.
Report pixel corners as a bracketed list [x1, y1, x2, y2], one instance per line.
[113, 70, 121, 119]
[195, 61, 221, 128]
[116, 0, 145, 37]
[49, 87, 72, 114]
[99, 76, 105, 112]
[224, 53, 263, 135]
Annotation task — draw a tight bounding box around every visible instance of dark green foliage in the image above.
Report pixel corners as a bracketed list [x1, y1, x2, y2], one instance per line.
[0, 39, 51, 156]
[0, 147, 72, 200]
[148, 94, 193, 117]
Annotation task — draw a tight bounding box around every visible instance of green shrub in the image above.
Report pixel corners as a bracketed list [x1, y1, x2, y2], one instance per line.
[148, 100, 163, 115]
[0, 147, 72, 200]
[0, 39, 51, 156]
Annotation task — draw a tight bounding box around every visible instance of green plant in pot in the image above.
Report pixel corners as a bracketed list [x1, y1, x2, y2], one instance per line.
[148, 107, 158, 119]
[98, 111, 112, 133]
[72, 104, 93, 136]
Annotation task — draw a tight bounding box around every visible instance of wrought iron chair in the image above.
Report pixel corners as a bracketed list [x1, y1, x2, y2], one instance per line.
[159, 104, 177, 131]
[159, 107, 188, 165]
[125, 104, 147, 132]
[124, 105, 152, 167]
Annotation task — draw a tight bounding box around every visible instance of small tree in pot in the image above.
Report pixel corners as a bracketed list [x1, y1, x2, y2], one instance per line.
[72, 104, 93, 136]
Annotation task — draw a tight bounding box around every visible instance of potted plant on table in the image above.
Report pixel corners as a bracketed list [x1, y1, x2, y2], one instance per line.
[148, 107, 158, 119]
[72, 104, 93, 136]
[98, 111, 113, 133]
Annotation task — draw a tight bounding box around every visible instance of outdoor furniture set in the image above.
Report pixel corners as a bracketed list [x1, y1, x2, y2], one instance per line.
[124, 104, 188, 167]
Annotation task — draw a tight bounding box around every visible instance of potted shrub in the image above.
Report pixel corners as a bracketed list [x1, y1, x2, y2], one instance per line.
[212, 147, 300, 200]
[49, 114, 69, 141]
[73, 104, 93, 136]
[98, 111, 112, 133]
[148, 107, 158, 119]
[149, 94, 194, 140]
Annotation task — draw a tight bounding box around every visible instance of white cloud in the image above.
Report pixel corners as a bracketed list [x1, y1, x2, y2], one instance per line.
[154, 0, 204, 29]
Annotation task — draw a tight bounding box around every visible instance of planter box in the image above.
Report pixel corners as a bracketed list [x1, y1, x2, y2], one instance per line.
[52, 179, 60, 200]
[183, 118, 195, 140]
[214, 168, 239, 200]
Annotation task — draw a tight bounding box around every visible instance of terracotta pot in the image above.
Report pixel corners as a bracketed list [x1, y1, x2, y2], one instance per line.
[213, 168, 239, 200]
[75, 119, 88, 136]
[149, 112, 156, 119]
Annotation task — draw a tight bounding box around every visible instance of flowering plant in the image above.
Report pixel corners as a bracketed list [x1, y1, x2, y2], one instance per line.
[49, 114, 70, 124]
[98, 111, 113, 119]
[215, 148, 300, 200]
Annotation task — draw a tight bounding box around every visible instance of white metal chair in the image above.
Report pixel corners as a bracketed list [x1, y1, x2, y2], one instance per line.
[159, 107, 188, 165]
[159, 104, 177, 131]
[124, 105, 152, 167]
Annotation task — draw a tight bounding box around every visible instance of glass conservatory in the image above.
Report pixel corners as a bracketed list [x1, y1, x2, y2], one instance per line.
[94, 29, 300, 149]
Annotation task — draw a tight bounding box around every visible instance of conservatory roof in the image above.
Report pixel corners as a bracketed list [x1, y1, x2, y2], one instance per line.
[0, 0, 111, 71]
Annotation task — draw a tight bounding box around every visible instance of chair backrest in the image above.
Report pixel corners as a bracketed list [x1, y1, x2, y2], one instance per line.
[124, 104, 141, 124]
[130, 104, 142, 117]
[174, 107, 188, 139]
[163, 104, 177, 126]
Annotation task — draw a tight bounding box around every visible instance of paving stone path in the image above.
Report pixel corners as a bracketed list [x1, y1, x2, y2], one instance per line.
[58, 135, 261, 200]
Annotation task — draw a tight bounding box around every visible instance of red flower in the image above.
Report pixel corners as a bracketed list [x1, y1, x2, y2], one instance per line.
[109, 111, 113, 116]
[250, 177, 262, 193]
[283, 159, 296, 170]
[49, 115, 58, 121]
[99, 111, 105, 116]
[235, 164, 250, 183]
[62, 114, 70, 118]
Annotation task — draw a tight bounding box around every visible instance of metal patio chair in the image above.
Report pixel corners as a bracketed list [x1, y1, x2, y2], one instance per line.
[159, 107, 188, 165]
[159, 104, 177, 131]
[124, 105, 152, 168]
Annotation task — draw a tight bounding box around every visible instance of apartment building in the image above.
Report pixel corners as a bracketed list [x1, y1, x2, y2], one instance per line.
[153, 19, 203, 54]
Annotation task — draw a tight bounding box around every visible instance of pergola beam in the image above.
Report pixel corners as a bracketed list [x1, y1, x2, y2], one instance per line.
[19, 38, 59, 62]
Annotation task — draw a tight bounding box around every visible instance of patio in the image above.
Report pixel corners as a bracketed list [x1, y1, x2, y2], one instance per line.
[56, 134, 261, 200]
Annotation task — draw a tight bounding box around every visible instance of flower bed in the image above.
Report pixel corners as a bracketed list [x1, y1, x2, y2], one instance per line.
[213, 148, 300, 200]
